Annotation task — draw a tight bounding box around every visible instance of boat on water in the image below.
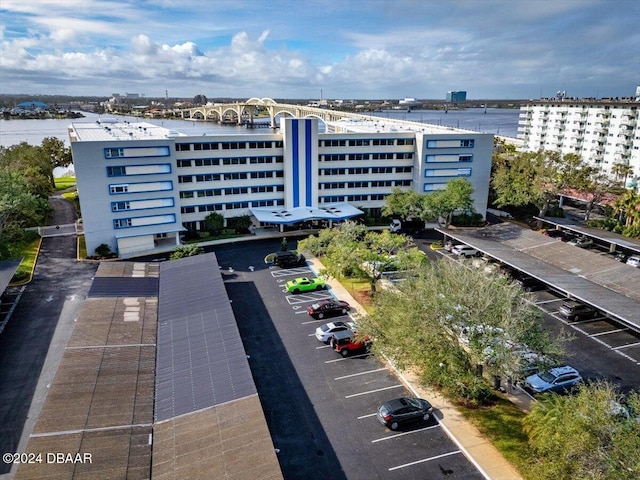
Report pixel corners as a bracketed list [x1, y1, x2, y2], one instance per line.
[396, 97, 421, 111]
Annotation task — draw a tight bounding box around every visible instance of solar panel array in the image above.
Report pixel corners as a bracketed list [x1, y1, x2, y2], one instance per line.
[155, 253, 256, 422]
[88, 276, 159, 297]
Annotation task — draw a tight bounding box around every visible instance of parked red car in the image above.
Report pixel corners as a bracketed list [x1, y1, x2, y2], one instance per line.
[328, 330, 371, 357]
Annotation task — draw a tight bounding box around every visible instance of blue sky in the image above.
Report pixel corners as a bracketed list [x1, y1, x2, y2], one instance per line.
[1, 0, 638, 100]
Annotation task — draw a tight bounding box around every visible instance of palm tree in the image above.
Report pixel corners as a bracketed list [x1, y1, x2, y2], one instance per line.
[611, 162, 634, 187]
[613, 189, 640, 226]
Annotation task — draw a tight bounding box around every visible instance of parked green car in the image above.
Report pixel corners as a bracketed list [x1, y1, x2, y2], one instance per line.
[285, 277, 326, 294]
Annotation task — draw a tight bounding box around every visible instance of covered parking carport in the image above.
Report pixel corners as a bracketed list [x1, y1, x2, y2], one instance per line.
[437, 223, 640, 332]
[535, 216, 640, 255]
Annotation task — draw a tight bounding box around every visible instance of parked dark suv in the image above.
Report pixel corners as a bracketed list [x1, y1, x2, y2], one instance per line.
[558, 300, 597, 321]
[515, 275, 546, 292]
[273, 251, 306, 268]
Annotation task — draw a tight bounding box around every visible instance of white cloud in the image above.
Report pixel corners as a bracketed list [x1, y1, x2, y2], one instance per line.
[0, 0, 637, 98]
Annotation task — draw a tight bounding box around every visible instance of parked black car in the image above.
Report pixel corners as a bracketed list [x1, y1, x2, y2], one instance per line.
[515, 275, 546, 292]
[273, 251, 306, 268]
[376, 397, 433, 430]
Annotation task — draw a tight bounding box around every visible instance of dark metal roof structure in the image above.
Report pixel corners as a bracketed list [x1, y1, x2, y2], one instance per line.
[88, 276, 159, 297]
[155, 253, 256, 422]
[438, 223, 640, 331]
[0, 259, 21, 293]
[535, 216, 640, 254]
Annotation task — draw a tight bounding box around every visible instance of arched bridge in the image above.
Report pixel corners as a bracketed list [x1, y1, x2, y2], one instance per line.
[180, 97, 389, 128]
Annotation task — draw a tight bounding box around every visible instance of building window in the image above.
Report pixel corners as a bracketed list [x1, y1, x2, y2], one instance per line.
[196, 174, 221, 182]
[181, 206, 196, 214]
[107, 166, 127, 176]
[110, 184, 128, 194]
[105, 148, 124, 158]
[180, 191, 194, 199]
[177, 160, 192, 167]
[113, 218, 132, 229]
[194, 158, 220, 166]
[176, 143, 191, 151]
[178, 176, 193, 183]
[111, 201, 130, 211]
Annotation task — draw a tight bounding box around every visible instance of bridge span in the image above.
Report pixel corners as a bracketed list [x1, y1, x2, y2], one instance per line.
[181, 97, 430, 130]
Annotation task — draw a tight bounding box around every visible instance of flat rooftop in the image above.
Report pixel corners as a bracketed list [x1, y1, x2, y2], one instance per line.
[68, 120, 182, 142]
[326, 117, 481, 135]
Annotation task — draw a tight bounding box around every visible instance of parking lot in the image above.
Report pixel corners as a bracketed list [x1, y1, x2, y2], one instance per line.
[437, 250, 640, 395]
[214, 239, 484, 479]
[531, 290, 640, 373]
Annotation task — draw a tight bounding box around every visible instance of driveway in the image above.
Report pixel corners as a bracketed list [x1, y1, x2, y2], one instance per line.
[0, 194, 97, 476]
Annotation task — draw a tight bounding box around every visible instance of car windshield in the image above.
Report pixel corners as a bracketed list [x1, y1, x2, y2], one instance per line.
[319, 324, 330, 332]
[538, 371, 557, 383]
[404, 397, 420, 408]
[310, 303, 321, 310]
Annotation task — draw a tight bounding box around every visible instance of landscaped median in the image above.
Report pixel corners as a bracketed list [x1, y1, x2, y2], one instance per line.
[8, 237, 41, 286]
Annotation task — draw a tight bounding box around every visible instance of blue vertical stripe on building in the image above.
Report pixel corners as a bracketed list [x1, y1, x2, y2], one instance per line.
[305, 119, 312, 207]
[291, 120, 299, 207]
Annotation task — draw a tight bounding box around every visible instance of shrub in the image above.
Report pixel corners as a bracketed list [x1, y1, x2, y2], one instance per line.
[95, 244, 112, 258]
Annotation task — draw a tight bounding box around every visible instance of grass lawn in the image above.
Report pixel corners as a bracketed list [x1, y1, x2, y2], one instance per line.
[458, 394, 532, 477]
[54, 176, 76, 190]
[9, 238, 41, 285]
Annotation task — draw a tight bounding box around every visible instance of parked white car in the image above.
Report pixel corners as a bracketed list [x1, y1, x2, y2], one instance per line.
[626, 256, 640, 268]
[452, 245, 481, 258]
[567, 236, 593, 248]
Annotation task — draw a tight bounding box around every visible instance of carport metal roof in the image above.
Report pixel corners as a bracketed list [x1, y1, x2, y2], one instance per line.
[535, 216, 640, 254]
[437, 223, 640, 331]
[0, 259, 21, 293]
[155, 252, 256, 422]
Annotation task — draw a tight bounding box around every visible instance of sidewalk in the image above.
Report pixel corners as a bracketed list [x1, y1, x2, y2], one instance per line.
[307, 256, 527, 480]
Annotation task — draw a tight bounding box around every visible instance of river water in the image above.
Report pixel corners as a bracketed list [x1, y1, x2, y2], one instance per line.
[0, 107, 521, 149]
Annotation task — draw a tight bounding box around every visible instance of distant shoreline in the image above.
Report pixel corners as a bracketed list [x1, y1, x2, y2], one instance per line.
[1, 111, 86, 120]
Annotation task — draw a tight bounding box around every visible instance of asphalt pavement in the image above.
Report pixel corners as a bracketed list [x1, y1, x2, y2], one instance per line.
[0, 195, 97, 478]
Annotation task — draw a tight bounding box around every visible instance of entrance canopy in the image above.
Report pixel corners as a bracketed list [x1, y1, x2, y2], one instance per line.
[250, 203, 363, 225]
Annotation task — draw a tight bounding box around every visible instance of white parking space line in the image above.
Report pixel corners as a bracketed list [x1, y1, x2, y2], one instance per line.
[334, 368, 387, 380]
[590, 327, 629, 337]
[345, 384, 403, 399]
[613, 341, 640, 350]
[358, 413, 378, 419]
[301, 319, 325, 325]
[534, 298, 565, 305]
[568, 317, 601, 325]
[270, 268, 311, 278]
[316, 345, 331, 350]
[371, 425, 441, 443]
[388, 450, 462, 471]
[324, 353, 370, 363]
[285, 293, 333, 305]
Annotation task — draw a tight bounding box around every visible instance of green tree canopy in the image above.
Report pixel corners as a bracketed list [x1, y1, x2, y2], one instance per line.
[357, 260, 567, 402]
[202, 212, 224, 234]
[524, 381, 640, 480]
[297, 221, 424, 293]
[383, 179, 475, 228]
[492, 151, 592, 217]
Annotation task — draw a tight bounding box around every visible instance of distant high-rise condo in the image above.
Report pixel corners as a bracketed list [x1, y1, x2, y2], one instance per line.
[446, 91, 467, 103]
[517, 92, 640, 191]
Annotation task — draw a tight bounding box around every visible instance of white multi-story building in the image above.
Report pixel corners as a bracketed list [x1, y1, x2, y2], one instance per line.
[69, 116, 493, 257]
[517, 97, 640, 188]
